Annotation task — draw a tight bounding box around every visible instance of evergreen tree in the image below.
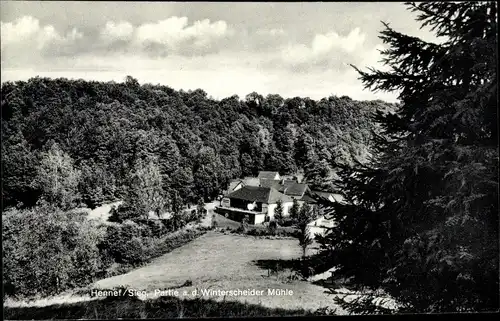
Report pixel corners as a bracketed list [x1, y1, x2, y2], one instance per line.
[274, 199, 284, 222]
[298, 203, 313, 224]
[318, 1, 498, 313]
[170, 189, 184, 216]
[297, 204, 314, 260]
[289, 199, 300, 222]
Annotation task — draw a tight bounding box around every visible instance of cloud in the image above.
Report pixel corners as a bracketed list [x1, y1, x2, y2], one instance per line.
[1, 16, 40, 48]
[256, 28, 286, 37]
[100, 21, 134, 43]
[1, 16, 85, 65]
[1, 16, 82, 51]
[277, 27, 382, 73]
[313, 28, 366, 54]
[131, 17, 231, 56]
[0, 13, 399, 103]
[1, 15, 233, 63]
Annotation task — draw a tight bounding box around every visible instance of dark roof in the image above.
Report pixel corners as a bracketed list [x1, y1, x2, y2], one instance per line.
[268, 188, 293, 204]
[282, 180, 297, 187]
[312, 190, 346, 203]
[257, 171, 280, 180]
[299, 193, 317, 203]
[226, 186, 292, 204]
[277, 185, 287, 193]
[312, 191, 332, 198]
[259, 179, 281, 189]
[283, 183, 309, 197]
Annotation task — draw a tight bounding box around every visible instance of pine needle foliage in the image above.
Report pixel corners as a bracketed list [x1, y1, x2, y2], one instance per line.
[319, 1, 498, 313]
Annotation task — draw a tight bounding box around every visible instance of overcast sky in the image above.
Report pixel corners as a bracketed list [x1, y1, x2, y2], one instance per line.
[1, 1, 443, 102]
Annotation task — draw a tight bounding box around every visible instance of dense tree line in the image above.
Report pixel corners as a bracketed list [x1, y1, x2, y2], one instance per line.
[317, 1, 498, 313]
[2, 201, 208, 298]
[1, 76, 394, 211]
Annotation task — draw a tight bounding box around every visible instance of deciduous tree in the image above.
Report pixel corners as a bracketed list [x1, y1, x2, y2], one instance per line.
[35, 142, 81, 210]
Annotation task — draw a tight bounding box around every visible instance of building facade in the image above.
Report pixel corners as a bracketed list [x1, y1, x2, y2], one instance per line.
[218, 171, 327, 224]
[219, 185, 293, 224]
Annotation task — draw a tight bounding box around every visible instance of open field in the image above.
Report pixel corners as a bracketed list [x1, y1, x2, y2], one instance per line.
[92, 231, 341, 312]
[4, 231, 342, 315]
[4, 202, 337, 315]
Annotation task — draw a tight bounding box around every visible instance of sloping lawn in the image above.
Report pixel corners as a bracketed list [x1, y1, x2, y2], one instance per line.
[4, 231, 342, 315]
[93, 231, 343, 313]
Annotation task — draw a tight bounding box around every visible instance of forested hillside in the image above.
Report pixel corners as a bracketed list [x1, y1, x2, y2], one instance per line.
[1, 77, 395, 211]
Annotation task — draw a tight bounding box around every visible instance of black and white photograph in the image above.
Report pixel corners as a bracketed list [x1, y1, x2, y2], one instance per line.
[1, 1, 498, 318]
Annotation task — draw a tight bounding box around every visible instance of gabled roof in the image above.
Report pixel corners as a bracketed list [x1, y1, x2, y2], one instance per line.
[299, 193, 317, 204]
[331, 193, 345, 203]
[312, 190, 345, 204]
[268, 187, 293, 204]
[259, 179, 282, 189]
[226, 186, 292, 204]
[242, 177, 260, 186]
[312, 191, 332, 198]
[257, 171, 280, 180]
[282, 180, 297, 187]
[227, 180, 244, 192]
[276, 185, 287, 193]
[284, 183, 309, 197]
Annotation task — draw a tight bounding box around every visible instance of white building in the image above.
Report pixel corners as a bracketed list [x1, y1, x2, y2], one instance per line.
[220, 185, 293, 224]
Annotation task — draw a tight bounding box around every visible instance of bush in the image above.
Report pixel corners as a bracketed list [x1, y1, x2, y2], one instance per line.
[99, 221, 149, 266]
[212, 219, 218, 229]
[170, 211, 187, 230]
[148, 219, 165, 238]
[122, 236, 148, 265]
[141, 229, 207, 263]
[98, 222, 208, 276]
[277, 217, 296, 227]
[2, 204, 104, 298]
[231, 224, 299, 238]
[240, 215, 249, 233]
[268, 220, 278, 235]
[108, 202, 139, 223]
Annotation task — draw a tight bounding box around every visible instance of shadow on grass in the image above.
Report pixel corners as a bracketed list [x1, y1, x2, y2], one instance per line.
[254, 259, 302, 272]
[4, 295, 317, 319]
[254, 255, 336, 280]
[311, 276, 354, 289]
